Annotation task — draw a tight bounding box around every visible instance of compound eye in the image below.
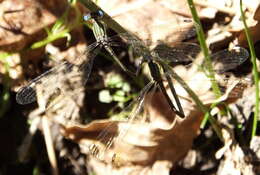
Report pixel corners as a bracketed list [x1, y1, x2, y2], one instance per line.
[83, 10, 104, 21]
[97, 10, 104, 18]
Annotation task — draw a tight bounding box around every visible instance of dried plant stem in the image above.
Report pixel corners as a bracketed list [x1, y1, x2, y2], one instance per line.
[240, 0, 259, 138]
[42, 116, 59, 175]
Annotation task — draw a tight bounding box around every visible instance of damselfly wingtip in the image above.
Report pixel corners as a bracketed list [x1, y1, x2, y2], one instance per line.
[16, 86, 37, 105]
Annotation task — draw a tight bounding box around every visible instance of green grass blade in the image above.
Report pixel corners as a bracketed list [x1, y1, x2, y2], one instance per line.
[186, 0, 224, 139]
[186, 0, 221, 98]
[30, 1, 81, 49]
[240, 0, 259, 138]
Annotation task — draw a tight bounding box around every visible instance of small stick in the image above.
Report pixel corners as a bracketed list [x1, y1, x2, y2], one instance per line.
[42, 116, 59, 175]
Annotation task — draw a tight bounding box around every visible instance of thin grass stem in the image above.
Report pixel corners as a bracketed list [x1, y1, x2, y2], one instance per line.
[186, 0, 221, 98]
[186, 0, 224, 139]
[240, 0, 259, 138]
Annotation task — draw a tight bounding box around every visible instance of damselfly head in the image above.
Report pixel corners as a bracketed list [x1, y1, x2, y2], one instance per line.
[83, 10, 104, 21]
[96, 10, 104, 18]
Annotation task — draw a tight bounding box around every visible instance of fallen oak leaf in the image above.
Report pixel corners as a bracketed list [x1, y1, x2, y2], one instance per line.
[61, 89, 204, 174]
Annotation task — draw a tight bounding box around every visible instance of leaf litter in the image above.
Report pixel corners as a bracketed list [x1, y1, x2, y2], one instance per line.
[1, 0, 260, 174]
[62, 0, 258, 175]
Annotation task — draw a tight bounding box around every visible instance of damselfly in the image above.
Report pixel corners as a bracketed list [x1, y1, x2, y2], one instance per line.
[16, 10, 189, 118]
[82, 10, 249, 118]
[16, 10, 249, 116]
[16, 10, 250, 164]
[86, 57, 251, 165]
[80, 11, 250, 163]
[87, 41, 250, 164]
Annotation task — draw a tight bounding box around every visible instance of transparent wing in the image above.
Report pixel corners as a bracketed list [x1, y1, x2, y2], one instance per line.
[152, 42, 201, 64]
[106, 33, 249, 99]
[210, 46, 249, 73]
[153, 44, 248, 73]
[108, 33, 200, 66]
[89, 81, 155, 163]
[16, 61, 73, 104]
[78, 44, 102, 85]
[16, 32, 142, 105]
[16, 42, 100, 105]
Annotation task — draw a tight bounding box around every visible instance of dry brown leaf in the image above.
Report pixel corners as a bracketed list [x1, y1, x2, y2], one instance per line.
[62, 92, 204, 174]
[97, 0, 258, 48]
[97, 0, 198, 44]
[228, 1, 260, 46]
[0, 0, 65, 51]
[238, 4, 260, 46]
[168, 65, 215, 107]
[0, 0, 91, 91]
[61, 67, 211, 173]
[96, 0, 253, 60]
[61, 61, 250, 174]
[181, 0, 260, 49]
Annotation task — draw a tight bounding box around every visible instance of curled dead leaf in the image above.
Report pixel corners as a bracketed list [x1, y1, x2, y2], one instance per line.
[61, 59, 250, 174]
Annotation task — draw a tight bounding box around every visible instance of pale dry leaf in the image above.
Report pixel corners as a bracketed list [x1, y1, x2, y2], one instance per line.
[0, 53, 22, 81]
[192, 0, 260, 48]
[238, 4, 260, 46]
[87, 158, 172, 175]
[180, 150, 197, 168]
[199, 7, 218, 18]
[250, 136, 260, 175]
[250, 136, 260, 161]
[206, 23, 234, 49]
[228, 1, 260, 46]
[170, 64, 251, 107]
[97, 0, 197, 44]
[62, 91, 204, 175]
[159, 0, 217, 19]
[216, 127, 254, 175]
[168, 65, 216, 107]
[194, 0, 237, 16]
